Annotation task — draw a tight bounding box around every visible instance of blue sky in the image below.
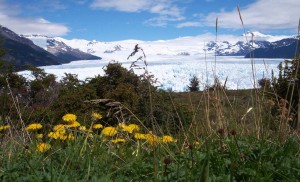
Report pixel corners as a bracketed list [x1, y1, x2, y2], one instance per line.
[0, 0, 299, 41]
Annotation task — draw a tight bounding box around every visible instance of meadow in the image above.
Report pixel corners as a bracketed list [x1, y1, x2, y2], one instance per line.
[1, 10, 300, 181]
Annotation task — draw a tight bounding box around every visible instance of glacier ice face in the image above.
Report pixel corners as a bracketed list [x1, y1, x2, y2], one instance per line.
[19, 55, 283, 92]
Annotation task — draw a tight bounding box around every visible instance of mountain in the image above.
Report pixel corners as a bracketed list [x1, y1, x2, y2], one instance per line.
[245, 38, 300, 59]
[0, 25, 60, 69]
[23, 31, 294, 63]
[23, 35, 101, 62]
[0, 25, 101, 70]
[23, 32, 288, 62]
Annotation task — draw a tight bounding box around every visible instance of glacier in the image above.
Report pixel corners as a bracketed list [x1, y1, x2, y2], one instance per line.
[19, 55, 283, 92]
[20, 32, 290, 92]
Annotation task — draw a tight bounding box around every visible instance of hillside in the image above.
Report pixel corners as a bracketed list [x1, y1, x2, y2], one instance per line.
[0, 25, 101, 70]
[245, 38, 300, 59]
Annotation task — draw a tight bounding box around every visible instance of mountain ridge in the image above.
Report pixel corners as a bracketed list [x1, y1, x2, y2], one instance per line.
[0, 25, 101, 70]
[24, 32, 295, 61]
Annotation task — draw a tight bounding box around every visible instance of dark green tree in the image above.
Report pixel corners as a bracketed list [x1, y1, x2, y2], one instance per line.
[188, 75, 200, 92]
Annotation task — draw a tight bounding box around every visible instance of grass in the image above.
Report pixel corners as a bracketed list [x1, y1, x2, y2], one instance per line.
[0, 6, 300, 181]
[0, 89, 300, 181]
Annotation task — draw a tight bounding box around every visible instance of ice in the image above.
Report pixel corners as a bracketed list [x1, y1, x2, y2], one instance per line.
[18, 56, 284, 92]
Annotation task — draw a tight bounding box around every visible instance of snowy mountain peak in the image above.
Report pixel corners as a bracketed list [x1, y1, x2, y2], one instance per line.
[243, 31, 290, 42]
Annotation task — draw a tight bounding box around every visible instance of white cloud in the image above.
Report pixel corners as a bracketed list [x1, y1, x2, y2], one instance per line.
[91, 0, 150, 12]
[176, 21, 202, 28]
[201, 0, 300, 31]
[0, 0, 69, 36]
[91, 0, 185, 26]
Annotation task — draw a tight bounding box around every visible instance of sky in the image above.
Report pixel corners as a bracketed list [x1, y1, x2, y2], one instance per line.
[0, 0, 299, 41]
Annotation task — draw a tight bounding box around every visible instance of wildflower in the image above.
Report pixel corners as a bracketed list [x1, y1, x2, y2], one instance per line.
[53, 124, 66, 131]
[193, 141, 201, 146]
[92, 123, 103, 129]
[79, 126, 87, 131]
[91, 112, 103, 120]
[146, 133, 160, 145]
[67, 133, 75, 140]
[79, 126, 92, 133]
[164, 157, 172, 165]
[62, 113, 77, 122]
[120, 123, 140, 133]
[25, 123, 42, 131]
[48, 131, 74, 141]
[101, 126, 117, 137]
[36, 134, 43, 139]
[0, 125, 10, 132]
[162, 135, 175, 143]
[134, 133, 146, 140]
[36, 143, 51, 153]
[111, 138, 126, 143]
[66, 121, 80, 128]
[48, 132, 60, 140]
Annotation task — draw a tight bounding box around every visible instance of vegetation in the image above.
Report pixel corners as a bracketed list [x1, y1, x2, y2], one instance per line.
[1, 28, 300, 181]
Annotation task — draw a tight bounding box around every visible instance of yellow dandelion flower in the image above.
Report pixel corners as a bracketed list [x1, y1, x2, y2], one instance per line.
[0, 125, 10, 132]
[62, 113, 77, 122]
[111, 138, 126, 143]
[53, 124, 65, 131]
[146, 133, 160, 145]
[91, 112, 103, 120]
[162, 135, 175, 143]
[66, 121, 80, 128]
[36, 143, 51, 153]
[67, 133, 75, 140]
[93, 123, 103, 129]
[48, 132, 60, 139]
[59, 134, 68, 140]
[134, 133, 146, 140]
[118, 122, 126, 128]
[79, 126, 87, 131]
[25, 123, 42, 131]
[193, 141, 201, 146]
[101, 126, 117, 137]
[36, 134, 43, 139]
[119, 123, 140, 133]
[78, 126, 92, 133]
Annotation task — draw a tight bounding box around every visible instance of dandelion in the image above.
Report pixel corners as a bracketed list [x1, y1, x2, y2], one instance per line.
[92, 123, 103, 129]
[120, 123, 140, 133]
[101, 126, 118, 137]
[162, 135, 175, 143]
[91, 112, 103, 120]
[26, 123, 42, 131]
[193, 141, 201, 146]
[53, 124, 66, 131]
[79, 126, 92, 133]
[62, 113, 77, 122]
[146, 133, 160, 145]
[111, 138, 126, 143]
[36, 143, 51, 153]
[0, 125, 10, 132]
[134, 133, 146, 140]
[67, 133, 75, 140]
[48, 131, 74, 141]
[48, 132, 60, 140]
[66, 121, 80, 128]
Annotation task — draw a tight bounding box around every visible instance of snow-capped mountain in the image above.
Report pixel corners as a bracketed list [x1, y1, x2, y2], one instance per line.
[0, 25, 61, 69]
[22, 35, 101, 62]
[245, 38, 299, 58]
[23, 31, 293, 63]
